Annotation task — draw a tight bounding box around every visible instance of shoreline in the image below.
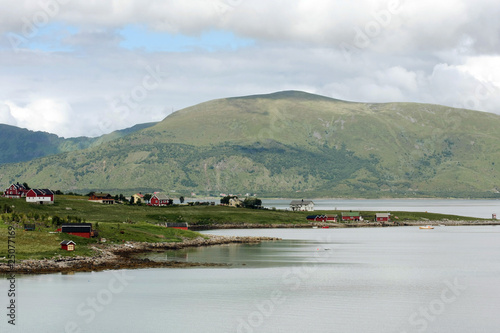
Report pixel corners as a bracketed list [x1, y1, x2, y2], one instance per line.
[2, 220, 499, 275]
[0, 235, 280, 275]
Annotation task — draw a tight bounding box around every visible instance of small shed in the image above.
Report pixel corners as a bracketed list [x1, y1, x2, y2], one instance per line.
[24, 224, 36, 231]
[60, 240, 76, 251]
[376, 213, 390, 222]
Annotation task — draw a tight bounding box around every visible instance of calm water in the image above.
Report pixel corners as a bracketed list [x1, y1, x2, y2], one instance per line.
[262, 198, 500, 219]
[2, 227, 500, 332]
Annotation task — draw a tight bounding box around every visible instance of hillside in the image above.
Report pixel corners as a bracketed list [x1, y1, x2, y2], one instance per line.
[0, 122, 157, 165]
[1, 91, 500, 198]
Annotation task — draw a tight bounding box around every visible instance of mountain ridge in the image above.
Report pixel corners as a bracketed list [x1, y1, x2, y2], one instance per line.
[1, 90, 499, 198]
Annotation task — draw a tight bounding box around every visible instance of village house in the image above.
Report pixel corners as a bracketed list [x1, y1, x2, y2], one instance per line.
[2, 183, 29, 198]
[88, 192, 115, 204]
[229, 197, 243, 207]
[149, 192, 172, 206]
[60, 223, 94, 238]
[132, 193, 145, 204]
[26, 189, 54, 204]
[60, 240, 76, 251]
[341, 211, 362, 221]
[290, 199, 315, 212]
[376, 213, 390, 222]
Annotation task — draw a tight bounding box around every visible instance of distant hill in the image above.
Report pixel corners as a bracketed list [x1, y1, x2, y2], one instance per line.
[0, 122, 157, 165]
[1, 91, 500, 198]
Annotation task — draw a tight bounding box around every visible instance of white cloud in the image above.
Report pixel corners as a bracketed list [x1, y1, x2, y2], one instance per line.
[0, 0, 500, 137]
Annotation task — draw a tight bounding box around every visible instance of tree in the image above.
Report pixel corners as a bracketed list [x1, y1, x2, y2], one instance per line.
[22, 182, 31, 190]
[179, 196, 185, 204]
[243, 197, 262, 209]
[144, 194, 152, 203]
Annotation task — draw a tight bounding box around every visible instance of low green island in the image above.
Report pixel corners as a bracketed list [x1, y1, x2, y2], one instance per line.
[0, 195, 493, 273]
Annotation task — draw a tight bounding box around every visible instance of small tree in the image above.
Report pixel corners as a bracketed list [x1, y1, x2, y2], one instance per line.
[179, 196, 185, 204]
[144, 194, 152, 203]
[23, 182, 31, 190]
[243, 197, 262, 209]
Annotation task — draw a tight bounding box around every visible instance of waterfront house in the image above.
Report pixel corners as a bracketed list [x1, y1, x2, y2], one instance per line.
[60, 240, 76, 251]
[61, 223, 94, 238]
[290, 199, 315, 211]
[376, 213, 390, 222]
[306, 215, 337, 222]
[3, 183, 29, 198]
[26, 189, 54, 204]
[341, 211, 362, 221]
[88, 192, 115, 204]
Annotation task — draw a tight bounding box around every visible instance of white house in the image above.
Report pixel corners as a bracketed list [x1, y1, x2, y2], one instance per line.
[290, 199, 314, 211]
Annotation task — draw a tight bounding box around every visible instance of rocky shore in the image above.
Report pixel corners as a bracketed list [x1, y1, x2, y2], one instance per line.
[0, 235, 281, 275]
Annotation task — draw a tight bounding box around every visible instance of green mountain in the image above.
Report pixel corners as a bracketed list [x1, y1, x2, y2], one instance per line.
[1, 91, 500, 198]
[0, 122, 157, 165]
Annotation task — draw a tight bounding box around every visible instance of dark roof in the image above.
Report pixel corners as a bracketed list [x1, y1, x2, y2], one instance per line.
[61, 223, 92, 233]
[60, 240, 76, 245]
[91, 192, 112, 198]
[29, 188, 54, 196]
[166, 222, 188, 228]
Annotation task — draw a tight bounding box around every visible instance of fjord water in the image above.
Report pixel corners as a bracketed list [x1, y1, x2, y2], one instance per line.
[262, 198, 500, 218]
[2, 227, 500, 333]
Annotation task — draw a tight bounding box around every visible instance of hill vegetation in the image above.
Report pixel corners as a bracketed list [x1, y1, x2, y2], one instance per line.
[1, 91, 500, 198]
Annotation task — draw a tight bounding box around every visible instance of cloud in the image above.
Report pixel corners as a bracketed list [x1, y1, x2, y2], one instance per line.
[0, 0, 500, 137]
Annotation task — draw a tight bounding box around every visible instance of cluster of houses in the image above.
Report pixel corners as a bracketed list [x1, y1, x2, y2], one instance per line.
[2, 183, 54, 204]
[290, 199, 391, 222]
[87, 191, 173, 206]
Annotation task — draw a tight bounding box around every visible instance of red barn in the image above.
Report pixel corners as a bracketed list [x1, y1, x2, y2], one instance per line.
[3, 183, 29, 198]
[60, 240, 76, 251]
[26, 189, 54, 204]
[61, 223, 94, 238]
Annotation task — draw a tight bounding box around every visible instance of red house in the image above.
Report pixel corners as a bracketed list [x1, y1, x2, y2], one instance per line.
[61, 223, 94, 238]
[376, 213, 390, 222]
[149, 192, 172, 206]
[306, 215, 337, 222]
[26, 189, 54, 204]
[3, 183, 29, 198]
[60, 240, 76, 251]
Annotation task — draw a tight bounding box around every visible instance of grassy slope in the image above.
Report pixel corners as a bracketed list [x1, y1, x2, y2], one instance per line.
[1, 91, 500, 197]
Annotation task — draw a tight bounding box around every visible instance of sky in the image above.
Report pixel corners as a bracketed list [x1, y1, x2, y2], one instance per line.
[0, 0, 500, 138]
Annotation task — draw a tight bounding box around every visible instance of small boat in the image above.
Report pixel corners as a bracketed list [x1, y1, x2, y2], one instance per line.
[419, 225, 434, 229]
[322, 226, 329, 229]
[312, 226, 318, 229]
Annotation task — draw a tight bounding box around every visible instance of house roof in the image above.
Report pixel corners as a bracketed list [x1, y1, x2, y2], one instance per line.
[133, 193, 144, 198]
[60, 240, 76, 245]
[376, 213, 390, 218]
[153, 192, 170, 200]
[290, 200, 314, 205]
[166, 222, 188, 228]
[342, 212, 361, 216]
[91, 192, 112, 198]
[29, 189, 54, 196]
